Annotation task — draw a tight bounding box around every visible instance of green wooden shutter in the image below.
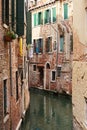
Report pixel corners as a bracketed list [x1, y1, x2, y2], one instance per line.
[38, 12, 40, 25]
[44, 10, 47, 24]
[34, 13, 36, 26]
[26, 11, 32, 44]
[38, 12, 42, 25]
[64, 3, 68, 19]
[48, 9, 51, 23]
[2, 0, 4, 23]
[16, 0, 24, 36]
[52, 7, 56, 22]
[60, 36, 64, 52]
[12, 0, 15, 30]
[36, 13, 38, 25]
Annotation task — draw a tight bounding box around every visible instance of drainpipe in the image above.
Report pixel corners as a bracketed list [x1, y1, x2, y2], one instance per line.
[9, 41, 13, 130]
[50, 24, 59, 90]
[9, 42, 13, 96]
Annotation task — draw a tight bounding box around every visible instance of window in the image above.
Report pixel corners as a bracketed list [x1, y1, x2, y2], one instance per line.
[3, 80, 7, 116]
[53, 41, 57, 50]
[60, 36, 64, 52]
[38, 12, 43, 25]
[45, 37, 52, 52]
[57, 67, 61, 77]
[70, 35, 73, 52]
[44, 9, 51, 24]
[52, 71, 56, 81]
[16, 71, 19, 101]
[2, 0, 9, 25]
[33, 65, 36, 71]
[64, 3, 68, 19]
[33, 38, 43, 53]
[52, 7, 56, 22]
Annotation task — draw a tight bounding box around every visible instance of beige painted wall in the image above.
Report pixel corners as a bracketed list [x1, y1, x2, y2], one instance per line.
[73, 0, 87, 129]
[73, 0, 87, 45]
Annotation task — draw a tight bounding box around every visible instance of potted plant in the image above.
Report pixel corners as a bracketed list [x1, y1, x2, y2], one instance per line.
[4, 30, 16, 42]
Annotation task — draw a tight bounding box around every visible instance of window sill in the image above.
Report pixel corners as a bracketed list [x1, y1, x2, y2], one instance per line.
[51, 80, 56, 83]
[4, 114, 9, 124]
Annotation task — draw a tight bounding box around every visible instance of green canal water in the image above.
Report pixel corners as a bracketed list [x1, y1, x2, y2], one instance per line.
[21, 89, 73, 130]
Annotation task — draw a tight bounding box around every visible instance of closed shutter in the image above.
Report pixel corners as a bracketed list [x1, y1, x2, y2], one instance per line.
[26, 11, 32, 44]
[12, 0, 15, 30]
[5, 0, 9, 25]
[64, 3, 68, 19]
[2, 0, 4, 23]
[52, 7, 56, 22]
[2, 0, 9, 25]
[16, 0, 24, 36]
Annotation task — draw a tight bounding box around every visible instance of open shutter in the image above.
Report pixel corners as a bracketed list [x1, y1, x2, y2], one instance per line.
[44, 10, 47, 24]
[64, 3, 68, 19]
[34, 13, 36, 26]
[52, 7, 56, 22]
[60, 36, 64, 52]
[49, 9, 51, 23]
[16, 0, 24, 36]
[36, 13, 38, 25]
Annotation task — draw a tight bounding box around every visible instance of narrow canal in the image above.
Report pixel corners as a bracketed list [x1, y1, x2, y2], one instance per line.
[21, 89, 73, 130]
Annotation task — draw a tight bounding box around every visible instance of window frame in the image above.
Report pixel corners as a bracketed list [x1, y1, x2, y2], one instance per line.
[44, 9, 51, 24]
[33, 38, 43, 54]
[45, 36, 52, 53]
[59, 35, 64, 52]
[51, 70, 56, 82]
[33, 64, 37, 71]
[57, 66, 61, 77]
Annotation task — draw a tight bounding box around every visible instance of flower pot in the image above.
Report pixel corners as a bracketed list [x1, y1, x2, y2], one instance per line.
[4, 35, 12, 42]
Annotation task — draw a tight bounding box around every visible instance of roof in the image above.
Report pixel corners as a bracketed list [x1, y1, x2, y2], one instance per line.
[29, 0, 56, 11]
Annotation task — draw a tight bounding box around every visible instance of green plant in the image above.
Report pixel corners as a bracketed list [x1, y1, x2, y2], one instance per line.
[5, 31, 16, 39]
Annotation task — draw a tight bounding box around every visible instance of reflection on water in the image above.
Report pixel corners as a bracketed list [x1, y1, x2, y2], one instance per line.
[21, 89, 73, 130]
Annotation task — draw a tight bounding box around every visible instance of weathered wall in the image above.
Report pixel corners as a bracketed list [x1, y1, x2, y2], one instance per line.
[73, 0, 87, 129]
[30, 0, 73, 94]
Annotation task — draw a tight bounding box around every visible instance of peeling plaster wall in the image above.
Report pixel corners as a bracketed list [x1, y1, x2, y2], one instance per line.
[73, 0, 87, 129]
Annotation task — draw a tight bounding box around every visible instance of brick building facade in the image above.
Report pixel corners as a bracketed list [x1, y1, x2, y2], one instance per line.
[28, 0, 73, 95]
[0, 0, 30, 130]
[72, 1, 87, 130]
